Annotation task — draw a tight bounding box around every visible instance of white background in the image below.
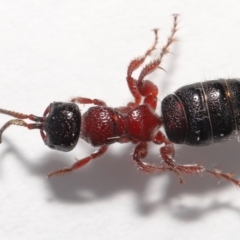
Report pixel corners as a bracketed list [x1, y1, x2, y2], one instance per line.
[0, 1, 240, 240]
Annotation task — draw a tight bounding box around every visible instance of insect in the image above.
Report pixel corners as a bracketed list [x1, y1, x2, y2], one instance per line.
[0, 14, 239, 186]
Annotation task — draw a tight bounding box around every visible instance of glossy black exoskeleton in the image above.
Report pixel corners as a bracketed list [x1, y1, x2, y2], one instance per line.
[43, 102, 81, 152]
[162, 79, 240, 145]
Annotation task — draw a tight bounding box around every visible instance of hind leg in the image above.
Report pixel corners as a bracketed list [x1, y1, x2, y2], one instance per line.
[126, 28, 159, 108]
[153, 131, 240, 186]
[126, 14, 179, 110]
[132, 142, 183, 182]
[137, 14, 179, 110]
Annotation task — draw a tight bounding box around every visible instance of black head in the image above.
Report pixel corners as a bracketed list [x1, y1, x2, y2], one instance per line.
[42, 102, 81, 152]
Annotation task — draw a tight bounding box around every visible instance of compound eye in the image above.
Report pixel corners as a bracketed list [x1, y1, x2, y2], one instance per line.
[43, 102, 81, 152]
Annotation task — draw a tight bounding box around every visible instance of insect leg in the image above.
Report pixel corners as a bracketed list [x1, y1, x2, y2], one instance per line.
[136, 14, 179, 110]
[126, 28, 159, 108]
[47, 145, 108, 177]
[154, 131, 240, 186]
[70, 97, 106, 106]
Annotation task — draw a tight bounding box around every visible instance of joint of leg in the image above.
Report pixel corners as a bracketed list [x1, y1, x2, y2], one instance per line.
[143, 96, 157, 110]
[138, 80, 158, 97]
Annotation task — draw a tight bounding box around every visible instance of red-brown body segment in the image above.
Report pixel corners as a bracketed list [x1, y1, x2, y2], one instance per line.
[81, 106, 127, 146]
[0, 14, 239, 186]
[81, 105, 161, 146]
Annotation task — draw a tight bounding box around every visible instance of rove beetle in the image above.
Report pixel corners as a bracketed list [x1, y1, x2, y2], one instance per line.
[0, 15, 240, 186]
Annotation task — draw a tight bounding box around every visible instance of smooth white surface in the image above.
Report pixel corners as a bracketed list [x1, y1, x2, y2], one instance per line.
[0, 1, 240, 240]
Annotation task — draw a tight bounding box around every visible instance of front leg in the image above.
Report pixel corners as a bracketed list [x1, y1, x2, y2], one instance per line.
[70, 97, 107, 106]
[47, 145, 108, 177]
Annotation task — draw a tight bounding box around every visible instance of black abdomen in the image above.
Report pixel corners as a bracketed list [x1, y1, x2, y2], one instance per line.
[161, 79, 240, 145]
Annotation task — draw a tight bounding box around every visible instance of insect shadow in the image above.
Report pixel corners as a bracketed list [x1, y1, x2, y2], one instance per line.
[1, 137, 240, 221]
